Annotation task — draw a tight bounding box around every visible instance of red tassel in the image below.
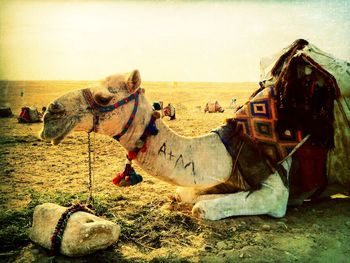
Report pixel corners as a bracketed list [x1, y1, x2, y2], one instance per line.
[112, 161, 143, 187]
[127, 151, 138, 160]
[112, 172, 124, 185]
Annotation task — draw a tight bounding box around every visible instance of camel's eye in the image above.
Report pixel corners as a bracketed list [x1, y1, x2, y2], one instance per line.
[94, 93, 113, 106]
[108, 86, 120, 94]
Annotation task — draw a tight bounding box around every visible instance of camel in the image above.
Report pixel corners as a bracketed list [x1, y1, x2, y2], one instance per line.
[204, 101, 225, 113]
[40, 39, 350, 220]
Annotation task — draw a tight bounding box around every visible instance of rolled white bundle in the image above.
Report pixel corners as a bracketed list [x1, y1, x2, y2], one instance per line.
[29, 203, 120, 257]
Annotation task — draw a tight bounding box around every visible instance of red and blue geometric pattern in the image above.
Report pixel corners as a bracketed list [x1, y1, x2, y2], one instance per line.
[234, 86, 304, 162]
[250, 100, 271, 119]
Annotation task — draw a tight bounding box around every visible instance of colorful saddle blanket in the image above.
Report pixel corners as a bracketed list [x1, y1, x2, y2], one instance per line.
[234, 85, 304, 163]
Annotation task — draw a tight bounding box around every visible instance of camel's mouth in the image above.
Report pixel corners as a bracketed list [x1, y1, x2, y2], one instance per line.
[40, 117, 78, 145]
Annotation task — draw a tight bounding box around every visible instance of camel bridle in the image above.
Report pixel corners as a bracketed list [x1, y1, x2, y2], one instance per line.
[82, 88, 142, 140]
[81, 88, 142, 204]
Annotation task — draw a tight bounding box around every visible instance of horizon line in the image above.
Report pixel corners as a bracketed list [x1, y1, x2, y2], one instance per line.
[0, 79, 258, 84]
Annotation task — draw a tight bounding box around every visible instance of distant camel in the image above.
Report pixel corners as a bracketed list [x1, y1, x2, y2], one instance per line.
[41, 40, 350, 220]
[204, 101, 224, 113]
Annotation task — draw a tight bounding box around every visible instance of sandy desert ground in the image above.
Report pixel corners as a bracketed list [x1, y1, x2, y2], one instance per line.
[0, 80, 349, 263]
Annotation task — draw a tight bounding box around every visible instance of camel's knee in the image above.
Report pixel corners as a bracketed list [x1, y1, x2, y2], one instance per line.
[267, 190, 288, 218]
[265, 158, 291, 217]
[265, 176, 289, 218]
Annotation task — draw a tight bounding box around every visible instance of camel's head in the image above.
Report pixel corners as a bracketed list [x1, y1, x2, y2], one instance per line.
[40, 70, 142, 145]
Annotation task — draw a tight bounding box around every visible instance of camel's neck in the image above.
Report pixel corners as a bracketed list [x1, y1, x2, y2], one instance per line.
[117, 95, 232, 188]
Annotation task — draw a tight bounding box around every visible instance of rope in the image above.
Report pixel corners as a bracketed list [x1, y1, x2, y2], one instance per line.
[232, 140, 244, 174]
[277, 134, 310, 165]
[50, 203, 93, 255]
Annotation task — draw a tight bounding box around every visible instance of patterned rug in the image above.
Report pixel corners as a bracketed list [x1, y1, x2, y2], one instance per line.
[234, 85, 305, 163]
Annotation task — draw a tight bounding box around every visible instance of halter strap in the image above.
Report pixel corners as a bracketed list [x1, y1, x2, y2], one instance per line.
[82, 88, 142, 141]
[113, 92, 139, 141]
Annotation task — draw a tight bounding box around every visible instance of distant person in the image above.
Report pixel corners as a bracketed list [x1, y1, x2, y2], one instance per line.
[230, 97, 237, 109]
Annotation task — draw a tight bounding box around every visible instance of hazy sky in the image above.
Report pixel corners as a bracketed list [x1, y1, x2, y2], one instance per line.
[1, 0, 349, 82]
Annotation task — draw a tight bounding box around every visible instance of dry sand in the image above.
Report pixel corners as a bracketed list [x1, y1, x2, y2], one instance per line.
[0, 81, 349, 262]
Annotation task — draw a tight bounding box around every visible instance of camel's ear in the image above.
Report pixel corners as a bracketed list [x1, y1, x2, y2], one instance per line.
[126, 70, 141, 93]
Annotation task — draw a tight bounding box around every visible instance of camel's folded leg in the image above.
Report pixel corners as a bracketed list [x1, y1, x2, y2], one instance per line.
[175, 187, 233, 203]
[192, 171, 289, 220]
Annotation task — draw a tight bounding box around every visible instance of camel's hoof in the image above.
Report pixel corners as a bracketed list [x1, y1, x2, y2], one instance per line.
[192, 205, 206, 219]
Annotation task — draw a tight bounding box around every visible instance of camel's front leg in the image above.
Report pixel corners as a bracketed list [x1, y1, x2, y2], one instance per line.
[192, 171, 289, 220]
